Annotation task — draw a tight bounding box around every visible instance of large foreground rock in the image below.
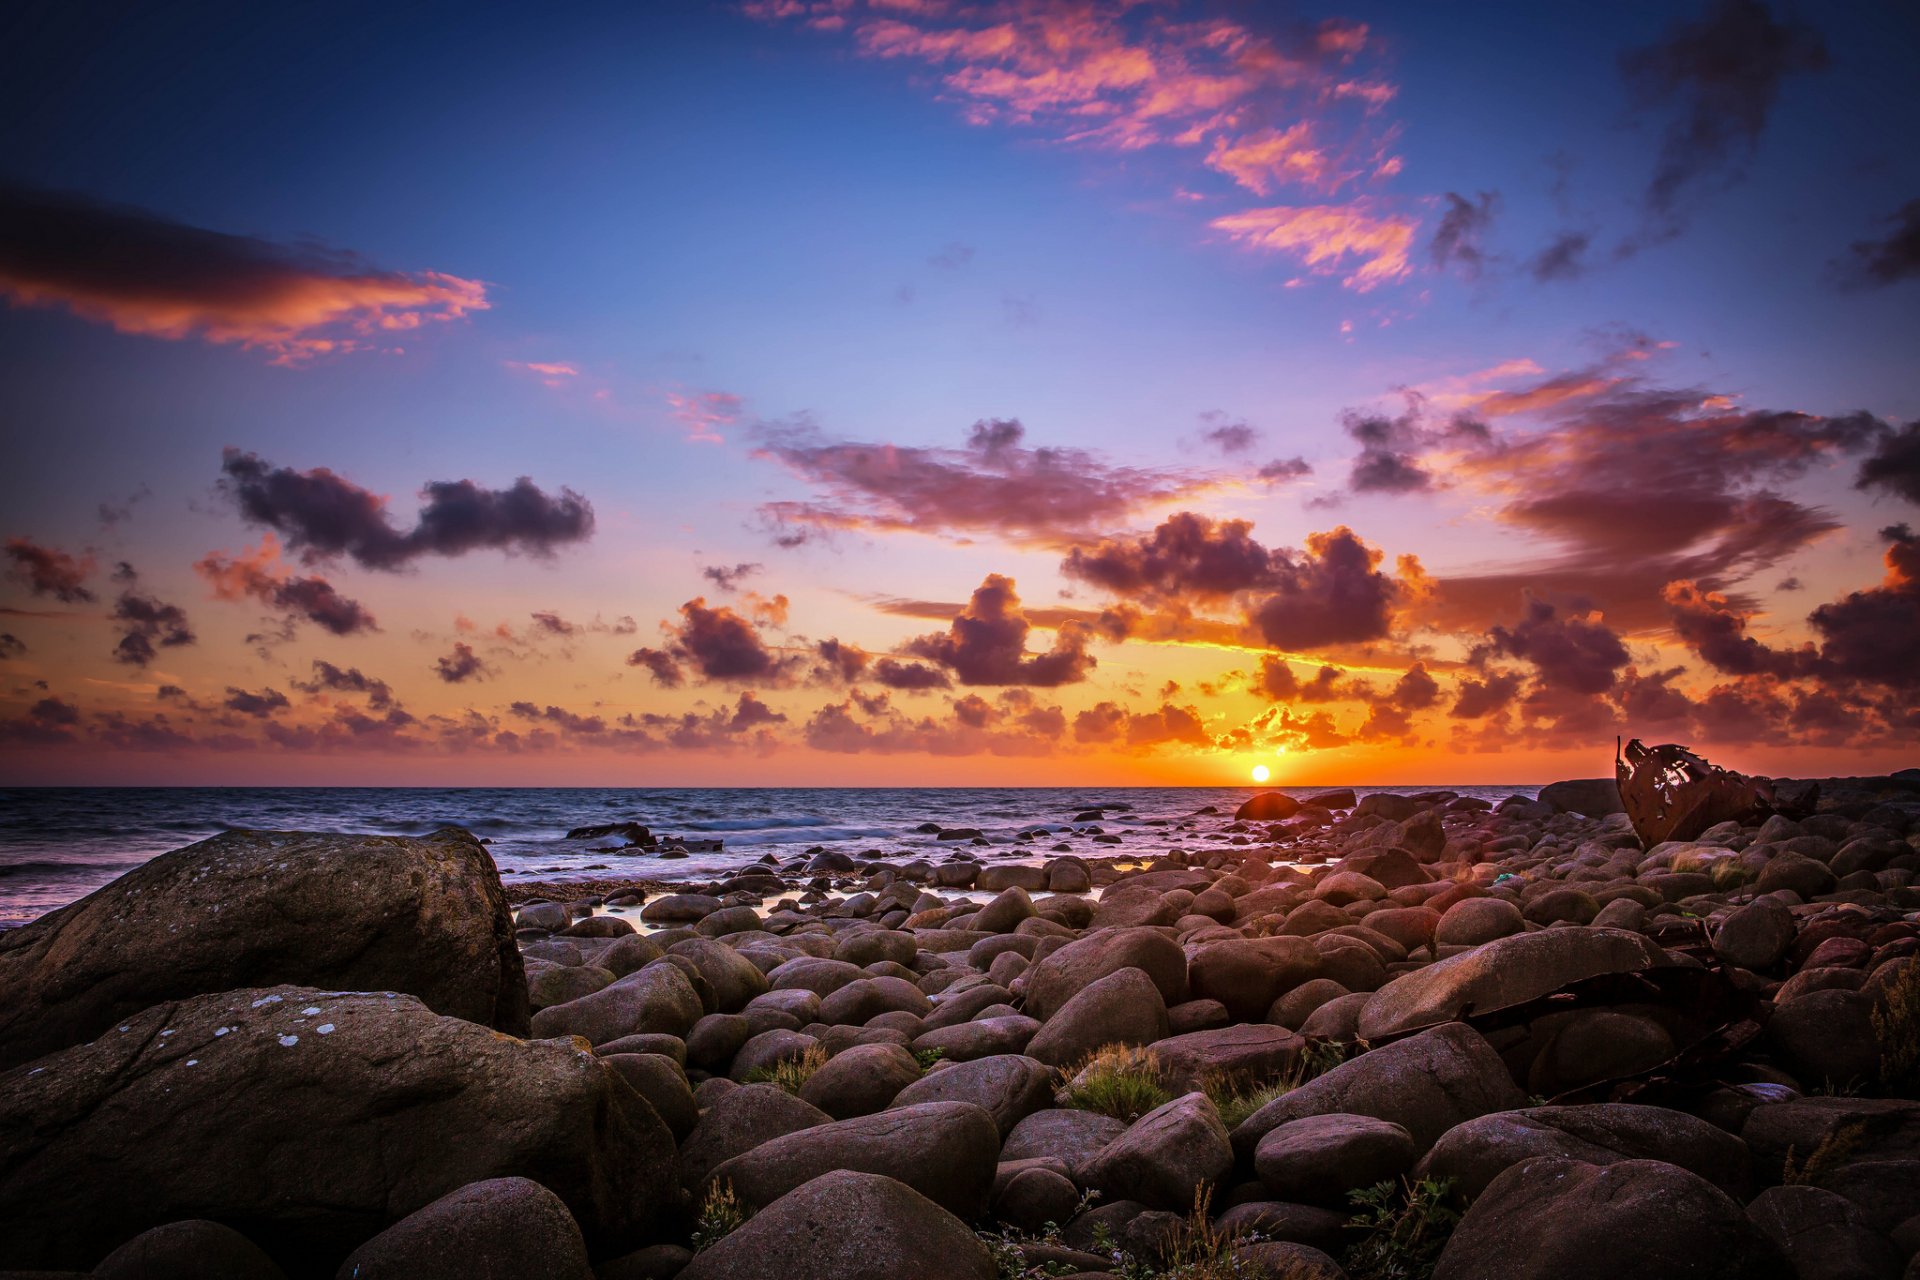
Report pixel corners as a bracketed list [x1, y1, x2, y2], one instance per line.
[678, 1171, 995, 1280]
[1416, 1104, 1752, 1199]
[1233, 1023, 1523, 1156]
[0, 828, 528, 1070]
[1022, 928, 1188, 1020]
[1080, 1093, 1233, 1210]
[0, 985, 674, 1271]
[1357, 928, 1668, 1039]
[335, 1177, 592, 1280]
[1435, 1157, 1790, 1280]
[706, 1100, 1000, 1219]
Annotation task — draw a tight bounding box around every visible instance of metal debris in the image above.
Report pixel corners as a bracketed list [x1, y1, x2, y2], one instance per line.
[1615, 738, 1795, 847]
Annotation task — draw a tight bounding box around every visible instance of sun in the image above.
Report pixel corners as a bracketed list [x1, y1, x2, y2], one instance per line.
[1250, 763, 1271, 784]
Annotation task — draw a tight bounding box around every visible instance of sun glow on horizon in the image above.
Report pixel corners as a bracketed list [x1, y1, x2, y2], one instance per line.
[1250, 763, 1271, 783]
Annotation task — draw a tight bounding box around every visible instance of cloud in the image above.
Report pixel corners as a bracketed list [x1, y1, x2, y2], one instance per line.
[872, 657, 952, 690]
[290, 660, 394, 709]
[1662, 578, 1814, 676]
[1856, 420, 1920, 507]
[1255, 656, 1350, 703]
[904, 573, 1096, 686]
[219, 448, 595, 571]
[1835, 200, 1920, 289]
[1248, 526, 1406, 650]
[1339, 403, 1491, 495]
[654, 597, 798, 684]
[802, 688, 1064, 757]
[224, 686, 290, 717]
[97, 484, 151, 529]
[1197, 413, 1258, 455]
[3, 537, 95, 603]
[755, 417, 1209, 547]
[664, 390, 743, 444]
[1805, 525, 1920, 689]
[1620, 0, 1828, 229]
[0, 633, 24, 659]
[1210, 203, 1418, 291]
[1429, 191, 1497, 279]
[434, 642, 491, 684]
[625, 647, 685, 688]
[1258, 457, 1313, 484]
[702, 562, 763, 592]
[1528, 230, 1591, 282]
[0, 180, 487, 364]
[1484, 599, 1629, 695]
[1064, 512, 1275, 600]
[506, 360, 580, 388]
[1450, 670, 1523, 718]
[0, 697, 80, 746]
[194, 535, 378, 635]
[111, 591, 194, 666]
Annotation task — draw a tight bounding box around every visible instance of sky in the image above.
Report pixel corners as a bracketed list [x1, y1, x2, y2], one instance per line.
[1, 0, 1917, 787]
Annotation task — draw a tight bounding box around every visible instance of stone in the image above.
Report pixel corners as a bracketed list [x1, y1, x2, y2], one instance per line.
[680, 1084, 831, 1192]
[1745, 1185, 1904, 1280]
[1713, 900, 1796, 971]
[1416, 1104, 1753, 1199]
[529, 962, 704, 1046]
[769, 957, 866, 996]
[890, 1054, 1053, 1137]
[1023, 928, 1189, 1020]
[1234, 1023, 1524, 1156]
[1236, 793, 1302, 821]
[1026, 967, 1169, 1067]
[1538, 779, 1625, 818]
[1254, 1113, 1417, 1204]
[994, 1167, 1082, 1235]
[677, 1171, 995, 1280]
[1526, 1009, 1675, 1095]
[93, 1220, 286, 1280]
[1216, 1202, 1351, 1253]
[1766, 989, 1882, 1089]
[0, 828, 528, 1070]
[1433, 1158, 1790, 1280]
[819, 977, 932, 1026]
[798, 1043, 922, 1119]
[1080, 1093, 1234, 1211]
[667, 938, 771, 1012]
[1002, 1109, 1129, 1177]
[1357, 927, 1668, 1040]
[1228, 1242, 1347, 1280]
[1149, 1025, 1303, 1091]
[911, 1015, 1041, 1062]
[1757, 853, 1838, 899]
[1187, 937, 1321, 1021]
[1434, 898, 1525, 947]
[706, 1101, 1001, 1219]
[971, 887, 1037, 934]
[0, 987, 673, 1272]
[730, 1029, 822, 1082]
[602, 1054, 698, 1140]
[334, 1177, 591, 1280]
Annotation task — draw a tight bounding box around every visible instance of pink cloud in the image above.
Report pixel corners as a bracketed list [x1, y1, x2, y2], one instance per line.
[1210, 202, 1418, 291]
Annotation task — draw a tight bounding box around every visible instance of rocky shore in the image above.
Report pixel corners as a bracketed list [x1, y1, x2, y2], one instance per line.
[4, 766, 1920, 1279]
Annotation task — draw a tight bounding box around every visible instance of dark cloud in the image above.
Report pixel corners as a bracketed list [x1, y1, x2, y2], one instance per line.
[872, 658, 952, 691]
[434, 642, 490, 684]
[1450, 670, 1522, 718]
[291, 660, 394, 709]
[1805, 525, 1920, 689]
[1248, 527, 1405, 651]
[0, 633, 24, 659]
[905, 574, 1096, 687]
[1528, 230, 1591, 282]
[97, 484, 151, 529]
[1255, 657, 1350, 703]
[1856, 420, 1920, 507]
[1340, 405, 1489, 495]
[1621, 0, 1828, 227]
[626, 647, 685, 687]
[1257, 457, 1313, 484]
[1429, 191, 1497, 279]
[4, 537, 95, 603]
[529, 611, 579, 637]
[1835, 199, 1920, 289]
[0, 180, 487, 363]
[112, 592, 195, 667]
[809, 638, 870, 685]
[1197, 413, 1259, 454]
[0, 697, 80, 745]
[1663, 578, 1814, 676]
[194, 545, 378, 636]
[754, 418, 1206, 547]
[510, 702, 607, 736]
[219, 448, 594, 571]
[1064, 513, 1275, 599]
[702, 562, 762, 593]
[662, 598, 796, 683]
[1485, 599, 1629, 695]
[224, 686, 290, 717]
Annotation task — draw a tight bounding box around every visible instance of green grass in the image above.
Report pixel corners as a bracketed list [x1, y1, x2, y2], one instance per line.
[1200, 1038, 1354, 1131]
[692, 1180, 747, 1252]
[1343, 1178, 1460, 1280]
[1060, 1044, 1174, 1122]
[741, 1043, 827, 1093]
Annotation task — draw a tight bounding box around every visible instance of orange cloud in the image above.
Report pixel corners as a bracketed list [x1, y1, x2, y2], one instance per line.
[0, 181, 487, 365]
[506, 360, 581, 388]
[1210, 202, 1417, 290]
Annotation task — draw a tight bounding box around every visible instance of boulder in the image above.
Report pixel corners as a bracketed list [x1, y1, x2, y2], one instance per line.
[676, 1171, 995, 1280]
[667, 938, 771, 1012]
[1417, 1104, 1752, 1199]
[93, 1221, 286, 1280]
[1538, 779, 1625, 818]
[1766, 989, 1882, 1088]
[889, 1055, 1053, 1137]
[1434, 1158, 1790, 1280]
[602, 1054, 698, 1140]
[1254, 1113, 1417, 1204]
[1234, 1023, 1524, 1156]
[911, 1015, 1040, 1062]
[1357, 927, 1668, 1040]
[0, 828, 528, 1070]
[680, 1084, 831, 1192]
[1187, 937, 1320, 1022]
[819, 977, 932, 1026]
[1023, 928, 1188, 1020]
[1434, 898, 1524, 947]
[1026, 967, 1168, 1067]
[706, 1101, 1001, 1219]
[1745, 1185, 1904, 1280]
[1713, 900, 1796, 971]
[334, 1177, 592, 1280]
[1149, 1024, 1302, 1091]
[529, 962, 704, 1046]
[1001, 1109, 1129, 1177]
[0, 987, 674, 1272]
[798, 1043, 922, 1119]
[1080, 1092, 1233, 1211]
[1236, 793, 1301, 821]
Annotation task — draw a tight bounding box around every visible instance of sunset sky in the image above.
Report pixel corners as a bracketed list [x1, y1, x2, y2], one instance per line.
[2, 0, 1917, 786]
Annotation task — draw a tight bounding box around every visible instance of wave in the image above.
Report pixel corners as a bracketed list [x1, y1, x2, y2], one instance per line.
[675, 815, 842, 833]
[0, 859, 142, 879]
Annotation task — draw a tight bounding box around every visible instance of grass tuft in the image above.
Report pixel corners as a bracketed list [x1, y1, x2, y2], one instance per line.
[1782, 1122, 1867, 1187]
[742, 1042, 827, 1093]
[692, 1180, 747, 1252]
[1874, 960, 1920, 1093]
[1060, 1044, 1173, 1122]
[1200, 1038, 1354, 1131]
[1343, 1177, 1460, 1280]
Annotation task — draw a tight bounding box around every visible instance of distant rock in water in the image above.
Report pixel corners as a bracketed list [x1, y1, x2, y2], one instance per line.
[0, 827, 528, 1070]
[1234, 792, 1300, 821]
[564, 821, 653, 845]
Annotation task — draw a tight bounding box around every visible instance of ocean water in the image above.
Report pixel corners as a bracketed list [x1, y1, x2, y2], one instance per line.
[0, 784, 1542, 926]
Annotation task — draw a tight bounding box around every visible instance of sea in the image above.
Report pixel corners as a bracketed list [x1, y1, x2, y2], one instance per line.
[0, 785, 1543, 927]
